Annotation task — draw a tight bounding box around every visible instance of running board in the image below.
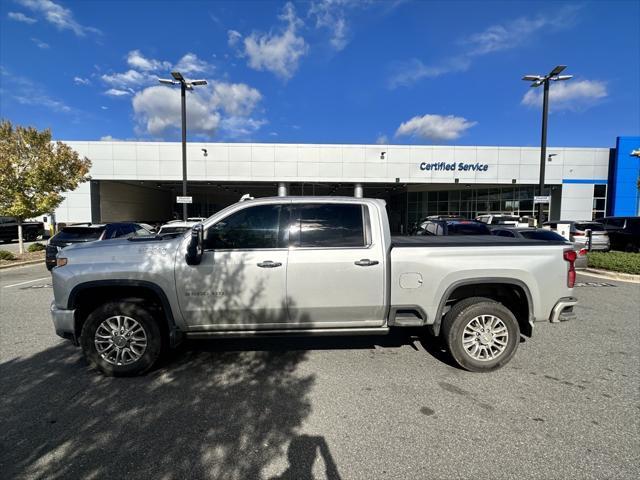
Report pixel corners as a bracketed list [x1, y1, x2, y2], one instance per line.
[185, 327, 390, 339]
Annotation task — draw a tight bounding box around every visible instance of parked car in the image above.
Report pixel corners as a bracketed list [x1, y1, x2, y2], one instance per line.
[46, 222, 152, 270]
[596, 216, 640, 252]
[476, 214, 524, 226]
[50, 196, 577, 376]
[415, 219, 491, 236]
[0, 216, 45, 243]
[544, 221, 610, 252]
[157, 220, 197, 238]
[490, 227, 587, 269]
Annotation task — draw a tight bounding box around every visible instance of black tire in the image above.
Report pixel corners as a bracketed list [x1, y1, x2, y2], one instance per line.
[80, 301, 163, 377]
[441, 296, 520, 372]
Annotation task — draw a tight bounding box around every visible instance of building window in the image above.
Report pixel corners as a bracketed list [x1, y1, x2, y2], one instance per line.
[593, 184, 607, 220]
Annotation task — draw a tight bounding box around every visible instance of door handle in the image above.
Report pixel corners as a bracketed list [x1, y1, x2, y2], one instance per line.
[257, 260, 282, 268]
[354, 259, 379, 267]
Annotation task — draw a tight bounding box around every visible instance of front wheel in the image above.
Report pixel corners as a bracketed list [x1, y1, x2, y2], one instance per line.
[441, 297, 520, 372]
[80, 301, 163, 376]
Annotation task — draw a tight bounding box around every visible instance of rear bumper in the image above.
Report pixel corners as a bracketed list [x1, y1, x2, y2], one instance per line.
[50, 301, 77, 343]
[549, 297, 578, 323]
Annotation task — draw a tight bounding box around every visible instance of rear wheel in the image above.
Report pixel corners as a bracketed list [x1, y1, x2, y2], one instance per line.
[441, 297, 520, 372]
[80, 301, 163, 376]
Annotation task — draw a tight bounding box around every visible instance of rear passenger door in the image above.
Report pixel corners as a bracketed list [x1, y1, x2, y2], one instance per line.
[286, 203, 386, 328]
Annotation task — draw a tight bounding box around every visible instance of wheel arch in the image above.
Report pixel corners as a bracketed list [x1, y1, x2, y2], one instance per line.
[69, 280, 180, 346]
[433, 278, 534, 338]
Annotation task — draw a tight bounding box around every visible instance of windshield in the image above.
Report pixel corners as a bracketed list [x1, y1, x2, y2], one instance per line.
[55, 227, 105, 242]
[574, 222, 606, 232]
[447, 222, 491, 235]
[520, 230, 566, 241]
[158, 226, 190, 235]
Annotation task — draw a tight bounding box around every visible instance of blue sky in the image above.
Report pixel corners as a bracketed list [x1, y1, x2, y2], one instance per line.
[0, 0, 638, 148]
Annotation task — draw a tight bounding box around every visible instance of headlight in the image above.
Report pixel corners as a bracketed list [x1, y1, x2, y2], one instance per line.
[56, 257, 68, 267]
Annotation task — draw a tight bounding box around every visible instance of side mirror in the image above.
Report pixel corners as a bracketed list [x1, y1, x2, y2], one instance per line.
[185, 224, 204, 266]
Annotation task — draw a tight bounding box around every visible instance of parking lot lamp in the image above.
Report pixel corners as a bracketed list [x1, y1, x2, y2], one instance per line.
[522, 65, 573, 226]
[158, 72, 208, 221]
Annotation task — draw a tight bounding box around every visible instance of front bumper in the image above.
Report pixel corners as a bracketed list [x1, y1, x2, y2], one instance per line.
[549, 297, 578, 323]
[50, 301, 77, 343]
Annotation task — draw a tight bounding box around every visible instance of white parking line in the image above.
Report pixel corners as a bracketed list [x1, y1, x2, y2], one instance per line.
[3, 277, 50, 289]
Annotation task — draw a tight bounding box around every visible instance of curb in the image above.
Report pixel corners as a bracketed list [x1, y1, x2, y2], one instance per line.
[582, 268, 640, 284]
[0, 259, 45, 271]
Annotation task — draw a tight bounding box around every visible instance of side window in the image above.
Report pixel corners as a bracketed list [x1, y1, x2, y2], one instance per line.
[205, 205, 283, 250]
[425, 222, 439, 236]
[294, 204, 365, 248]
[135, 225, 152, 236]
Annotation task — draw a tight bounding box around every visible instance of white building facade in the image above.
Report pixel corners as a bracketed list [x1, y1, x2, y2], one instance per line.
[51, 138, 636, 233]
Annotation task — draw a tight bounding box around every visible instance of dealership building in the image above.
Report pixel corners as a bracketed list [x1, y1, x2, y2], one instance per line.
[53, 136, 640, 233]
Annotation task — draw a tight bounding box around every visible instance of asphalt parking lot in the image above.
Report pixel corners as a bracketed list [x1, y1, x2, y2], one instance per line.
[0, 264, 638, 480]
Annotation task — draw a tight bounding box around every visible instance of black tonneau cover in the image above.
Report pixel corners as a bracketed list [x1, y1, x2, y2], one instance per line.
[391, 235, 569, 248]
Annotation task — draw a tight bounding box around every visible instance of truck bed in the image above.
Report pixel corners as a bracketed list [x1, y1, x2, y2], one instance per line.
[391, 235, 568, 248]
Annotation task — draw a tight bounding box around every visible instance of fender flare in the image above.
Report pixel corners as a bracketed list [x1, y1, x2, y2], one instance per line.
[432, 277, 534, 337]
[68, 279, 180, 346]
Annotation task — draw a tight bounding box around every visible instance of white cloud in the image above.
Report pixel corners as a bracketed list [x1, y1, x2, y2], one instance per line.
[31, 37, 49, 49]
[132, 86, 220, 137]
[100, 135, 118, 141]
[101, 69, 153, 89]
[132, 82, 265, 138]
[464, 7, 579, 55]
[521, 80, 608, 111]
[1, 67, 73, 114]
[18, 0, 101, 36]
[388, 57, 470, 89]
[375, 134, 389, 145]
[227, 29, 242, 47]
[308, 0, 351, 51]
[127, 50, 170, 71]
[100, 106, 108, 110]
[174, 53, 214, 75]
[73, 76, 90, 85]
[219, 116, 267, 139]
[8, 11, 37, 24]
[211, 82, 262, 116]
[234, 2, 308, 80]
[389, 6, 580, 89]
[104, 88, 131, 97]
[395, 114, 477, 142]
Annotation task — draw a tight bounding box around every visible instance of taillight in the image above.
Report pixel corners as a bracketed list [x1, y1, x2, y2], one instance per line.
[573, 232, 584, 236]
[563, 250, 576, 288]
[578, 248, 587, 256]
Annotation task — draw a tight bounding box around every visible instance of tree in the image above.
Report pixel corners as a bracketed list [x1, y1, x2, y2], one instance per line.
[0, 120, 91, 254]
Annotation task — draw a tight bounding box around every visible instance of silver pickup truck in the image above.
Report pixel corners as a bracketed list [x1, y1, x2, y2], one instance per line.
[50, 196, 578, 376]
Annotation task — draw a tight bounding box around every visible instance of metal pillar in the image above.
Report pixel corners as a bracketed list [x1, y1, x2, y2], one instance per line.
[537, 79, 550, 227]
[354, 183, 363, 198]
[277, 182, 288, 197]
[180, 81, 188, 221]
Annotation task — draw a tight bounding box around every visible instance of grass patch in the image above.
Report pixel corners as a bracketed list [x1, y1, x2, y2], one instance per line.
[0, 250, 16, 261]
[27, 242, 46, 252]
[587, 251, 640, 275]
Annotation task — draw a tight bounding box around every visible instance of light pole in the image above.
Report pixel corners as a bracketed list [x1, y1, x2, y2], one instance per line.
[159, 72, 208, 221]
[522, 65, 572, 226]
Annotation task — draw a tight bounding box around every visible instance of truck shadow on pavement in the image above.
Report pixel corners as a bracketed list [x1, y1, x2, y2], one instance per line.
[0, 340, 339, 480]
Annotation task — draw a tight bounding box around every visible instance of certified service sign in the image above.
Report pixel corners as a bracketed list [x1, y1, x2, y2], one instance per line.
[419, 162, 489, 172]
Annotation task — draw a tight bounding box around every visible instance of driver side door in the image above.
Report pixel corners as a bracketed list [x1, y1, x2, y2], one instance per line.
[176, 203, 291, 330]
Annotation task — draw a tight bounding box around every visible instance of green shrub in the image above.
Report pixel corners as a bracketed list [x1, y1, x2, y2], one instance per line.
[587, 251, 640, 275]
[27, 242, 46, 252]
[0, 250, 16, 261]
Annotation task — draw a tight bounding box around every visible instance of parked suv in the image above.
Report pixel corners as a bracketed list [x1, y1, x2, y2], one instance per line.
[544, 221, 610, 251]
[596, 216, 640, 252]
[46, 222, 152, 270]
[415, 219, 491, 236]
[490, 227, 587, 269]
